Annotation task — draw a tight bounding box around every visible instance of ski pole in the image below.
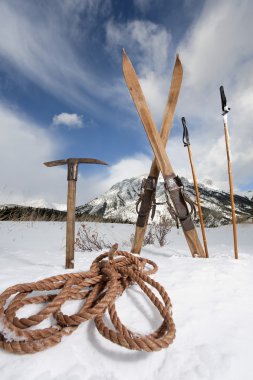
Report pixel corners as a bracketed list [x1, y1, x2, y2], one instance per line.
[220, 86, 238, 259]
[181, 117, 209, 258]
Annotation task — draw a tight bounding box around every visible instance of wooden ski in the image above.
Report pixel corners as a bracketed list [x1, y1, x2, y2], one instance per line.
[131, 55, 183, 254]
[123, 49, 205, 258]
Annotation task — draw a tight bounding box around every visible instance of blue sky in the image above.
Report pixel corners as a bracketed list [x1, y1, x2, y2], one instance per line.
[0, 0, 252, 205]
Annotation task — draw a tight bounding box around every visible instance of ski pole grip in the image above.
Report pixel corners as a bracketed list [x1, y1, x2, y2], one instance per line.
[220, 85, 231, 115]
[220, 85, 227, 111]
[181, 117, 190, 147]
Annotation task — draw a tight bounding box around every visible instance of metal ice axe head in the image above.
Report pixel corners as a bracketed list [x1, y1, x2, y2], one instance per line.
[44, 157, 108, 180]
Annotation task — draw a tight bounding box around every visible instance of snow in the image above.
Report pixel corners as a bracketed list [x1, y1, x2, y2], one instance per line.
[0, 221, 253, 380]
[22, 200, 67, 211]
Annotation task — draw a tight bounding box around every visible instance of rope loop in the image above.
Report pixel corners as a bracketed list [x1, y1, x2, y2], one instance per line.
[0, 248, 175, 354]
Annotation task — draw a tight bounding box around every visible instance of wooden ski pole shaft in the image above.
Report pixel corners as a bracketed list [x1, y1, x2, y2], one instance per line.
[181, 117, 209, 258]
[220, 86, 238, 259]
[224, 117, 239, 259]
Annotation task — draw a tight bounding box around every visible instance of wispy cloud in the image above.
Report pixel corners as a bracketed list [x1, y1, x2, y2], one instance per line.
[0, 0, 111, 114]
[104, 0, 253, 191]
[52, 113, 83, 129]
[0, 103, 67, 204]
[133, 0, 152, 13]
[176, 0, 253, 189]
[0, 102, 151, 205]
[0, 0, 252, 207]
[106, 19, 172, 122]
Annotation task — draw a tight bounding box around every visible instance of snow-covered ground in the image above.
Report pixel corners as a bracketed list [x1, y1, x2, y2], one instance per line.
[0, 221, 253, 380]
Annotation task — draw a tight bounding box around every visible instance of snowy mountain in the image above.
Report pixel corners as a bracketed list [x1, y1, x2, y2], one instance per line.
[0, 199, 66, 211]
[0, 199, 67, 221]
[77, 176, 253, 227]
[0, 177, 252, 225]
[239, 190, 253, 201]
[19, 199, 66, 211]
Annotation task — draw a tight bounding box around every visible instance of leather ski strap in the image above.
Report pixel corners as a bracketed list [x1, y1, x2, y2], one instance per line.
[164, 175, 195, 231]
[136, 176, 157, 227]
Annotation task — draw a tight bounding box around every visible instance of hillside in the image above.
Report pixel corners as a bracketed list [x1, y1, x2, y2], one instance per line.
[1, 176, 252, 226]
[77, 176, 253, 227]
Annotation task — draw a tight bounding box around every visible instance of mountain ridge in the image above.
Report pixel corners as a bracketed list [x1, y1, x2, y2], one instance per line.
[76, 175, 253, 227]
[0, 176, 252, 225]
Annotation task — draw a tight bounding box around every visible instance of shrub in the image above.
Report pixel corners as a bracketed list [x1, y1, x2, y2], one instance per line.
[153, 215, 172, 247]
[75, 223, 111, 252]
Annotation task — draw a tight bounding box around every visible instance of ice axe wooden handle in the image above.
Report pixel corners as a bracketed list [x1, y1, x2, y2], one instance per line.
[44, 157, 108, 268]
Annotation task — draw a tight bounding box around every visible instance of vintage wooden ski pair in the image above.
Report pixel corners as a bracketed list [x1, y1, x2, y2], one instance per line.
[122, 50, 205, 258]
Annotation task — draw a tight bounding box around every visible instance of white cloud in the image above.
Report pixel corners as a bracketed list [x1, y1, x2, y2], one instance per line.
[102, 154, 151, 189]
[174, 0, 253, 190]
[52, 113, 83, 129]
[106, 19, 171, 75]
[0, 103, 68, 204]
[0, 102, 152, 205]
[106, 19, 172, 122]
[133, 0, 152, 13]
[103, 0, 253, 192]
[76, 154, 152, 204]
[0, 0, 252, 207]
[0, 1, 112, 114]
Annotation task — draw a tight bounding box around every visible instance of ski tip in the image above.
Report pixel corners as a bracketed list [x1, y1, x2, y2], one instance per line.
[174, 53, 183, 72]
[122, 48, 132, 73]
[122, 48, 129, 66]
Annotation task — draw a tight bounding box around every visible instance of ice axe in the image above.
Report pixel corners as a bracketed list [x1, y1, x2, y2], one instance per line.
[44, 158, 108, 268]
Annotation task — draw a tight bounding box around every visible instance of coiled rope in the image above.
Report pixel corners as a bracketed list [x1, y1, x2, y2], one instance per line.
[0, 246, 175, 354]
